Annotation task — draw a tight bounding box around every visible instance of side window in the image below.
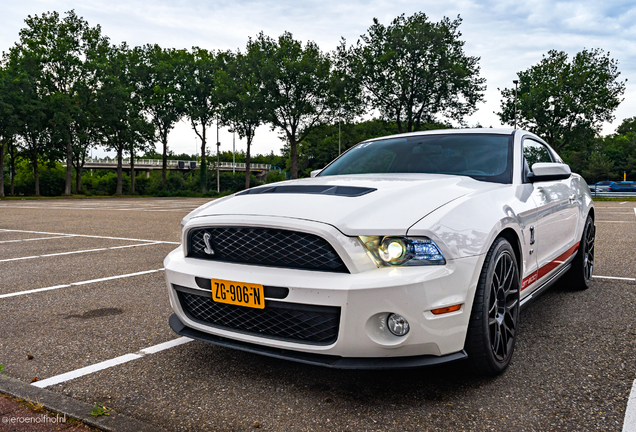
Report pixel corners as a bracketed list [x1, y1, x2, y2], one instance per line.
[523, 139, 553, 173]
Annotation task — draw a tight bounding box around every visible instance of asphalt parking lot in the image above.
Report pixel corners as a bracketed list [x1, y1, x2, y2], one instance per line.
[0, 197, 635, 432]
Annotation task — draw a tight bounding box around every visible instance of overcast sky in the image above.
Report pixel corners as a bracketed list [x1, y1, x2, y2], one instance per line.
[3, 0, 636, 159]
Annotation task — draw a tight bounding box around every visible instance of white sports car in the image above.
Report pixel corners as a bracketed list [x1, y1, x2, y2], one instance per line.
[165, 128, 595, 375]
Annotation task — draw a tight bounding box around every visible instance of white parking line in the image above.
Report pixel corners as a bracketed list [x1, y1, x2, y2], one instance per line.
[0, 229, 179, 245]
[0, 242, 163, 263]
[634, 208, 636, 217]
[624, 378, 636, 432]
[0, 268, 164, 299]
[0, 235, 73, 244]
[0, 204, 198, 212]
[592, 275, 636, 281]
[620, 201, 628, 204]
[32, 337, 193, 388]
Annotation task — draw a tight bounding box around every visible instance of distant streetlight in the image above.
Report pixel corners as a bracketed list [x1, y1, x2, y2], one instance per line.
[232, 131, 235, 174]
[513, 79, 519, 129]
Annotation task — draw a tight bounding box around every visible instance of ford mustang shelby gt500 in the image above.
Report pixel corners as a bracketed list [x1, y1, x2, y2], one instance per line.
[165, 128, 594, 375]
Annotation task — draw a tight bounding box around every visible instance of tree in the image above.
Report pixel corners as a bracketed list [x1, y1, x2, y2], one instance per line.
[0, 62, 17, 197]
[138, 44, 187, 187]
[5, 49, 53, 196]
[181, 48, 221, 193]
[217, 48, 267, 189]
[498, 49, 626, 153]
[96, 44, 154, 195]
[616, 117, 636, 136]
[350, 13, 485, 133]
[11, 10, 109, 196]
[582, 152, 615, 182]
[252, 32, 340, 179]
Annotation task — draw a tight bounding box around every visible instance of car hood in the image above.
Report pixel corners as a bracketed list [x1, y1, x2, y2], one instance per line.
[188, 174, 503, 236]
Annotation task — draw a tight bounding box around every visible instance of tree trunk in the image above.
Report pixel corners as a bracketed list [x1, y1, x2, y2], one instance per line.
[116, 148, 123, 195]
[65, 133, 72, 196]
[75, 165, 82, 193]
[200, 126, 207, 193]
[0, 141, 4, 198]
[161, 130, 168, 187]
[245, 135, 252, 189]
[290, 135, 298, 179]
[130, 151, 136, 194]
[33, 155, 40, 197]
[8, 140, 16, 196]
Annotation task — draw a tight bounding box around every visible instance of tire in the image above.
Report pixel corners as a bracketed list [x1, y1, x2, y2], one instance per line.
[565, 215, 595, 290]
[465, 237, 520, 376]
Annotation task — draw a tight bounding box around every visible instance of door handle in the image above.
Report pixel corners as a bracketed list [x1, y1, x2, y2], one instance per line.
[568, 194, 576, 203]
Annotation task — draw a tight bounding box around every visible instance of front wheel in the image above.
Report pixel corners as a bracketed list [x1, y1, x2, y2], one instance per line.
[565, 215, 595, 290]
[465, 237, 520, 375]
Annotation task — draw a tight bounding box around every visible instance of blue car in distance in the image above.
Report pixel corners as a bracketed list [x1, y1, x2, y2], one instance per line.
[589, 181, 615, 192]
[608, 182, 636, 192]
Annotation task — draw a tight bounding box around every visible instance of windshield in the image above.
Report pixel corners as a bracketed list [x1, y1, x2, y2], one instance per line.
[319, 133, 514, 183]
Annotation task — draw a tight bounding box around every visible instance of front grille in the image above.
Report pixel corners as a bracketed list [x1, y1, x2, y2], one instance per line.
[188, 227, 348, 273]
[176, 290, 340, 345]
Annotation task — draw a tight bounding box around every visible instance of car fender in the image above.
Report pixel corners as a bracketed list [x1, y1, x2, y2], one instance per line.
[407, 184, 533, 261]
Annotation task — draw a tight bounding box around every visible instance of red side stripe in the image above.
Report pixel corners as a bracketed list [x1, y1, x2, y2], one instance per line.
[521, 242, 580, 291]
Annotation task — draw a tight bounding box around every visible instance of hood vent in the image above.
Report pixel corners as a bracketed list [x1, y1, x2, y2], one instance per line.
[237, 185, 376, 197]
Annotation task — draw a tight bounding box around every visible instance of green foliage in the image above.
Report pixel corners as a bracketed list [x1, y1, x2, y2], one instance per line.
[2, 10, 632, 195]
[265, 170, 288, 183]
[90, 403, 111, 417]
[350, 13, 485, 132]
[95, 43, 155, 194]
[616, 117, 636, 136]
[582, 152, 615, 181]
[251, 32, 341, 179]
[498, 49, 626, 153]
[12, 159, 65, 196]
[137, 44, 188, 186]
[181, 48, 223, 192]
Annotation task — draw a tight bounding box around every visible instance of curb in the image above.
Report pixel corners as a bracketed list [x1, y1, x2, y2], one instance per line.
[0, 374, 164, 432]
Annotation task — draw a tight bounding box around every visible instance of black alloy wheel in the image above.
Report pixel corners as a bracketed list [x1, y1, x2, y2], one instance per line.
[466, 237, 520, 375]
[566, 215, 595, 290]
[488, 250, 518, 362]
[583, 218, 595, 283]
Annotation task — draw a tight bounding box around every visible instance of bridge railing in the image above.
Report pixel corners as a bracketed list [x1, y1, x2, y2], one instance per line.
[84, 157, 271, 171]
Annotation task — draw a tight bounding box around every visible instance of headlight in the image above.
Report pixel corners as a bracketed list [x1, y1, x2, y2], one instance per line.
[359, 236, 446, 267]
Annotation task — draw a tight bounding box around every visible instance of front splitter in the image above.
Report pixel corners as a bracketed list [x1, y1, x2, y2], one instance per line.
[169, 314, 468, 370]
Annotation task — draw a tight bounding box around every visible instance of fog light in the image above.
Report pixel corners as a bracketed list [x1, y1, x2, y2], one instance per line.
[387, 313, 409, 336]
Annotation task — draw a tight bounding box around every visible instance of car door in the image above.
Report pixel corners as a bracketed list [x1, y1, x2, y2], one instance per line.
[523, 138, 580, 292]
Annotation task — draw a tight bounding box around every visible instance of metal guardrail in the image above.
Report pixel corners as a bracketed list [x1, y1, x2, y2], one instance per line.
[84, 158, 271, 171]
[590, 190, 636, 198]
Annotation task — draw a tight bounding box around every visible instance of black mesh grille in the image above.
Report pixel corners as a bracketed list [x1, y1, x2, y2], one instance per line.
[177, 290, 340, 345]
[188, 227, 348, 273]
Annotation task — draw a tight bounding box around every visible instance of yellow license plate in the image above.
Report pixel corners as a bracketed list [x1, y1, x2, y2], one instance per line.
[211, 279, 265, 309]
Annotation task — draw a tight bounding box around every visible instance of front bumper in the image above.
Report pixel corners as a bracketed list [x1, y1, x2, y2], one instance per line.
[169, 314, 468, 369]
[164, 245, 485, 362]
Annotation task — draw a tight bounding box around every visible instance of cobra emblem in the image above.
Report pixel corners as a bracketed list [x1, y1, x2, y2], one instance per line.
[203, 232, 215, 255]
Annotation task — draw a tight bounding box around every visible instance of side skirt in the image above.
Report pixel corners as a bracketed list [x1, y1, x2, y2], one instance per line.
[520, 263, 572, 312]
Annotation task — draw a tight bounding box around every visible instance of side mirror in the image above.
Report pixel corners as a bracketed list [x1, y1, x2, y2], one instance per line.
[310, 169, 322, 178]
[527, 163, 571, 182]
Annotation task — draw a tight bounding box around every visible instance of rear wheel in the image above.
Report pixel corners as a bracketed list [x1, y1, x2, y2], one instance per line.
[465, 237, 520, 375]
[565, 215, 595, 290]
